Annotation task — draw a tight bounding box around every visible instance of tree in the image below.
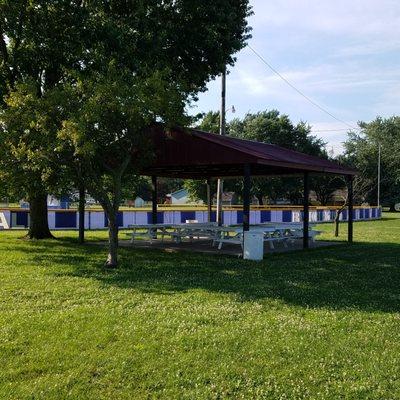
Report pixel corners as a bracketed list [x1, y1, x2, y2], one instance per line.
[329, 173, 370, 237]
[184, 179, 218, 204]
[57, 1, 252, 266]
[0, 0, 89, 238]
[344, 117, 400, 211]
[195, 111, 221, 134]
[0, 82, 75, 238]
[311, 175, 343, 206]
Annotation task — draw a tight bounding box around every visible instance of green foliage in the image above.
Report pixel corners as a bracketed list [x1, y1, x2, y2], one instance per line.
[311, 175, 344, 205]
[0, 0, 253, 184]
[196, 111, 221, 133]
[229, 110, 325, 156]
[0, 81, 74, 199]
[344, 116, 400, 208]
[183, 179, 218, 203]
[0, 0, 92, 205]
[58, 66, 184, 203]
[0, 215, 400, 398]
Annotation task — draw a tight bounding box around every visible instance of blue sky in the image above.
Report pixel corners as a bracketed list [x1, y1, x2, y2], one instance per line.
[190, 0, 400, 154]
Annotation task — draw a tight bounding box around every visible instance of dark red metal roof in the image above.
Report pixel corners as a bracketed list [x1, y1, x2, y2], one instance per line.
[140, 125, 356, 178]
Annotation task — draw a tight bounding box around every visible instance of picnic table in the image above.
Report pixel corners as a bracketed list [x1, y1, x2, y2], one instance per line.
[127, 222, 321, 250]
[211, 223, 321, 250]
[127, 222, 219, 244]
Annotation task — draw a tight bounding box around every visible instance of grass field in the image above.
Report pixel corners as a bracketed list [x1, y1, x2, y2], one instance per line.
[0, 215, 399, 399]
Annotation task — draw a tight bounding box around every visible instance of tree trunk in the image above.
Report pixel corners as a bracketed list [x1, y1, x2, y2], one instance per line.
[27, 192, 53, 239]
[105, 210, 118, 268]
[78, 186, 85, 244]
[334, 207, 346, 237]
[257, 195, 264, 205]
[94, 155, 130, 268]
[334, 211, 340, 237]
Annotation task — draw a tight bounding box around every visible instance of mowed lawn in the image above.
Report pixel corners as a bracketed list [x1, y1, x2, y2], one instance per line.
[1, 215, 400, 399]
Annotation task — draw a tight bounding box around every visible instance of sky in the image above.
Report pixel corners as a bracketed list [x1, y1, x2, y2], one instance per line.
[191, 0, 400, 154]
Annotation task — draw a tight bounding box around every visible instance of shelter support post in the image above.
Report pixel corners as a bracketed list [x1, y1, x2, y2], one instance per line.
[216, 179, 223, 226]
[151, 176, 157, 224]
[216, 67, 226, 227]
[243, 164, 251, 232]
[206, 179, 212, 223]
[78, 185, 85, 244]
[347, 175, 354, 243]
[303, 172, 310, 249]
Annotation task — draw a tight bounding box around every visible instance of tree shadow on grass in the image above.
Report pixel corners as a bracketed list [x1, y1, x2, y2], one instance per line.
[21, 237, 400, 313]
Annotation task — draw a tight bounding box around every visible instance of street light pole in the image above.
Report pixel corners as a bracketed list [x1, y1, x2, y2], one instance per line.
[216, 67, 226, 226]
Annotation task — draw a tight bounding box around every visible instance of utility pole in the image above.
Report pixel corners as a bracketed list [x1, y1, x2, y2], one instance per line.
[216, 67, 226, 226]
[377, 143, 381, 207]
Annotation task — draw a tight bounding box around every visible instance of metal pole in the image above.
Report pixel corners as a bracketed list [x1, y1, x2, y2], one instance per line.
[220, 68, 226, 137]
[243, 164, 251, 232]
[216, 67, 226, 226]
[377, 143, 381, 207]
[303, 172, 309, 249]
[206, 178, 212, 223]
[78, 185, 85, 244]
[347, 175, 354, 243]
[151, 176, 157, 224]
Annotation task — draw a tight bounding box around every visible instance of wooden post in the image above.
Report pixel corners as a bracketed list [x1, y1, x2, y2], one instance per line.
[151, 176, 157, 224]
[303, 172, 309, 249]
[243, 164, 251, 232]
[347, 175, 354, 243]
[206, 179, 212, 223]
[78, 185, 85, 244]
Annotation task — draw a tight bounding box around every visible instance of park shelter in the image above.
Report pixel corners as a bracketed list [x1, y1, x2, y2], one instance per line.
[140, 125, 357, 248]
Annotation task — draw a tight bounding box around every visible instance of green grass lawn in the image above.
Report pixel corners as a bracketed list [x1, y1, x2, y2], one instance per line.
[1, 215, 399, 399]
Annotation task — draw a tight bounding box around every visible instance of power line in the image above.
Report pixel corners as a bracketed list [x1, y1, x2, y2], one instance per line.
[312, 128, 352, 132]
[247, 44, 359, 131]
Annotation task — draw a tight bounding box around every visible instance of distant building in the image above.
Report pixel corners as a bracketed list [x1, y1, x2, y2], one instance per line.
[167, 188, 190, 205]
[134, 197, 146, 207]
[47, 195, 71, 209]
[47, 195, 60, 208]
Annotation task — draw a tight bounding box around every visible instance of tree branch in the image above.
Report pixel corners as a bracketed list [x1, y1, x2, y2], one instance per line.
[14, 2, 27, 52]
[0, 32, 8, 63]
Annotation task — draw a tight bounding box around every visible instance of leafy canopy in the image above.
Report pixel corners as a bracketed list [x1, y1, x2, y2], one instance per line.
[344, 116, 400, 208]
[0, 0, 252, 198]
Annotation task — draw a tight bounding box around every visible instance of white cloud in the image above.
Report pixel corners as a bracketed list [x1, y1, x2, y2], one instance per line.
[192, 0, 400, 154]
[334, 40, 400, 57]
[250, 0, 400, 38]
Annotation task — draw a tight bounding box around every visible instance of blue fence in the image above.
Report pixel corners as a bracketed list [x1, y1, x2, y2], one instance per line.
[0, 206, 382, 230]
